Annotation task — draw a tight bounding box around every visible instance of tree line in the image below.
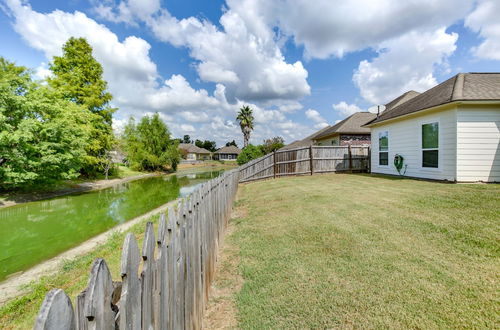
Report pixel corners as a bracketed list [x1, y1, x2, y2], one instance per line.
[0, 37, 179, 190]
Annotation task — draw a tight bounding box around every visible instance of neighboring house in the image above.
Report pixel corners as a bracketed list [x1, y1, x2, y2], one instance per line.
[213, 146, 242, 161]
[280, 125, 331, 150]
[178, 143, 212, 161]
[364, 72, 500, 182]
[313, 112, 377, 146]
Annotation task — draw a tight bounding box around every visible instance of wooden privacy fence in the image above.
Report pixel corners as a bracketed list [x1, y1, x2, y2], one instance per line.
[34, 169, 239, 330]
[239, 145, 370, 183]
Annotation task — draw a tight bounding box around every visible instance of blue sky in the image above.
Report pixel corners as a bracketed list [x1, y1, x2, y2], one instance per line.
[1, 0, 499, 147]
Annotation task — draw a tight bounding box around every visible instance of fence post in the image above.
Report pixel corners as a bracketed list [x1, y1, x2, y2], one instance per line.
[309, 145, 314, 175]
[348, 144, 353, 173]
[273, 151, 277, 179]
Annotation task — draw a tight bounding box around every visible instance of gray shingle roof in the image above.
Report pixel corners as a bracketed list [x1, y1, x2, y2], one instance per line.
[178, 143, 211, 154]
[214, 145, 242, 154]
[280, 124, 331, 150]
[368, 73, 500, 125]
[313, 112, 377, 140]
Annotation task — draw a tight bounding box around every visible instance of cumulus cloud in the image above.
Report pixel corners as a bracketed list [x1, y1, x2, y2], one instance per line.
[353, 28, 458, 104]
[305, 108, 328, 129]
[226, 0, 471, 59]
[332, 102, 364, 116]
[465, 0, 500, 60]
[95, 0, 311, 103]
[93, 0, 160, 24]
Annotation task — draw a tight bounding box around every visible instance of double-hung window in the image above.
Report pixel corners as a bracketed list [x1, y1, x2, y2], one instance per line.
[422, 122, 439, 168]
[378, 131, 389, 166]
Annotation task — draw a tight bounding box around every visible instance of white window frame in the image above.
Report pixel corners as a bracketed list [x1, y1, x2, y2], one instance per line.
[378, 130, 389, 167]
[420, 120, 441, 171]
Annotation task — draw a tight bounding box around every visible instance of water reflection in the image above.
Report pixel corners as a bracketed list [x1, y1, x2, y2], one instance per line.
[0, 170, 223, 281]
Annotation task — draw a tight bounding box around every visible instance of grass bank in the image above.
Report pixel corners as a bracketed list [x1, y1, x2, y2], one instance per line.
[226, 174, 499, 328]
[0, 213, 160, 329]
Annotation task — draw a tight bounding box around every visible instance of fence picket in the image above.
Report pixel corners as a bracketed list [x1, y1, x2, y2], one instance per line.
[120, 233, 141, 330]
[84, 259, 115, 330]
[141, 222, 155, 329]
[34, 289, 76, 330]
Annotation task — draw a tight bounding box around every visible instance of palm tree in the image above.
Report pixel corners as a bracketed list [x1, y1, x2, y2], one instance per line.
[236, 105, 254, 148]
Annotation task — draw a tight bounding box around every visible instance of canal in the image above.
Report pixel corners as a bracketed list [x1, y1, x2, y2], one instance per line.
[0, 170, 223, 282]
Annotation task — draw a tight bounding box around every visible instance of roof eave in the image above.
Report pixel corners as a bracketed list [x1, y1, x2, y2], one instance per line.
[364, 99, 500, 127]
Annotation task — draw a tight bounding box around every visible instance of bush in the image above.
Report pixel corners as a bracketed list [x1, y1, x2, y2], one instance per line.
[237, 144, 264, 165]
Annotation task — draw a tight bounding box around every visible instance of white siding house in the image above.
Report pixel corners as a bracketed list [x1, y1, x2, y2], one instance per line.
[366, 73, 500, 182]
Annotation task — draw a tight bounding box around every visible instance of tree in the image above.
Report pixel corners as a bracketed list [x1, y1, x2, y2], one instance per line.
[123, 113, 180, 172]
[48, 37, 115, 177]
[262, 136, 285, 154]
[0, 58, 91, 188]
[195, 139, 217, 152]
[236, 105, 254, 147]
[182, 135, 192, 144]
[202, 140, 217, 152]
[226, 140, 238, 148]
[195, 139, 204, 148]
[237, 144, 264, 165]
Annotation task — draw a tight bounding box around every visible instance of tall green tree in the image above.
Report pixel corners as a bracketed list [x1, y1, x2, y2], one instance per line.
[123, 113, 180, 171]
[48, 37, 115, 177]
[0, 58, 91, 188]
[236, 105, 254, 147]
[195, 139, 217, 152]
[226, 140, 238, 148]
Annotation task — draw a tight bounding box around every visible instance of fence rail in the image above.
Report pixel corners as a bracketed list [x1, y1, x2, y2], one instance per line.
[34, 169, 239, 330]
[239, 145, 370, 183]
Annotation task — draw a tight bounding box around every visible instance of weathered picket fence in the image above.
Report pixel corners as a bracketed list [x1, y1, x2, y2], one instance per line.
[239, 145, 370, 183]
[34, 169, 239, 330]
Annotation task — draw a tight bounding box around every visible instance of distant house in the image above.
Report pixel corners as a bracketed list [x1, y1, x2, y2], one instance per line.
[281, 112, 376, 150]
[313, 112, 377, 146]
[364, 73, 500, 182]
[280, 125, 331, 150]
[213, 145, 242, 161]
[178, 143, 212, 161]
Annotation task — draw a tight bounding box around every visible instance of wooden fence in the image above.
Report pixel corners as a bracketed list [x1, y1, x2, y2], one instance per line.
[239, 145, 370, 183]
[34, 169, 239, 330]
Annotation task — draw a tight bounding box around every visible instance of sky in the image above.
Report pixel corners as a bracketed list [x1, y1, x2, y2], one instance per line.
[1, 0, 499, 147]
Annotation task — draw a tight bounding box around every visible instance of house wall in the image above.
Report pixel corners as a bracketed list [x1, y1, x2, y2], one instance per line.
[370, 106, 457, 181]
[456, 105, 500, 182]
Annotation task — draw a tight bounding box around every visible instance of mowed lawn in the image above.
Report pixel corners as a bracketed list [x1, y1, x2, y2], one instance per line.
[227, 174, 499, 329]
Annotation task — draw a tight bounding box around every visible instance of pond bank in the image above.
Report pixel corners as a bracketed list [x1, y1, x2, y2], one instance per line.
[0, 172, 159, 209]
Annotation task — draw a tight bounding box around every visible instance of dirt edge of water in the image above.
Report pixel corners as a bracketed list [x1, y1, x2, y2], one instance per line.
[0, 198, 177, 306]
[0, 173, 161, 209]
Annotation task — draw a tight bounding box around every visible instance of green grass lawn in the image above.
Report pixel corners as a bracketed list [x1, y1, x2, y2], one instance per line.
[228, 174, 500, 329]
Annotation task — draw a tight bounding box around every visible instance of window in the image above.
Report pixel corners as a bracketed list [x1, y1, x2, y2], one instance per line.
[378, 131, 389, 165]
[422, 122, 439, 168]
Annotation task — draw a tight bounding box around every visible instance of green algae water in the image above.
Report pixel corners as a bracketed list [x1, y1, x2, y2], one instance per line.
[0, 170, 223, 282]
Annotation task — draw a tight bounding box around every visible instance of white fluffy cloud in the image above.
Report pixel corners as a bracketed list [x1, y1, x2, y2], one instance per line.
[353, 28, 458, 104]
[305, 109, 328, 129]
[226, 0, 472, 59]
[332, 102, 364, 116]
[465, 0, 500, 60]
[96, 0, 311, 103]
